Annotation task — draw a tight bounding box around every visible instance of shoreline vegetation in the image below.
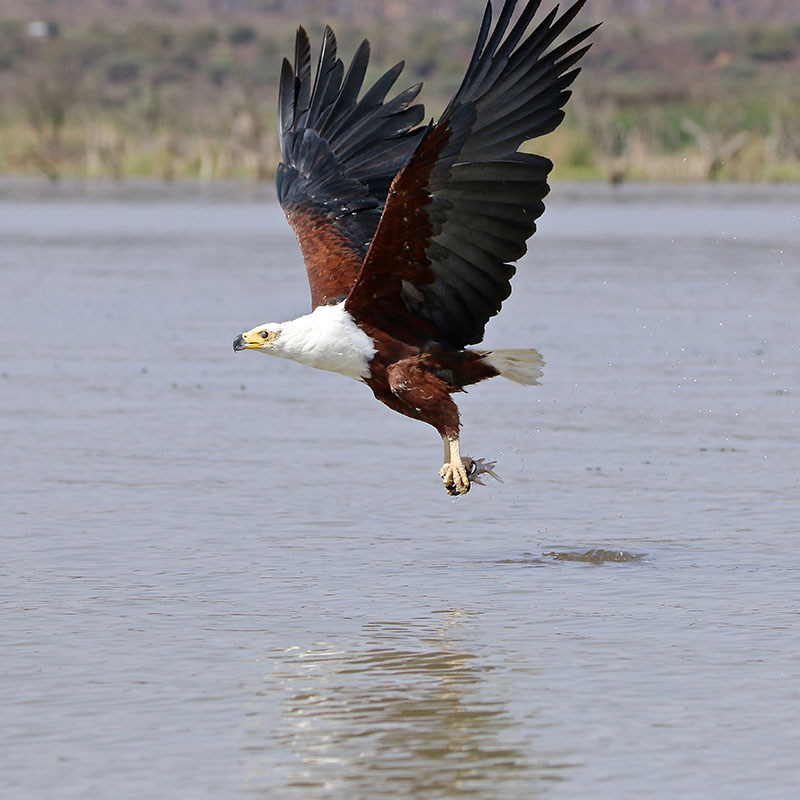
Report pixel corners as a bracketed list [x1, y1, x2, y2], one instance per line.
[1, 1, 799, 184]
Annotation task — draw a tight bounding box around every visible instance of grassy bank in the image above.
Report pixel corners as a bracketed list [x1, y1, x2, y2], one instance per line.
[4, 117, 800, 183]
[1, 9, 799, 182]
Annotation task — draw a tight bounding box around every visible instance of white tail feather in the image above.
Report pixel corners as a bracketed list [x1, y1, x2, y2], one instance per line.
[481, 348, 545, 385]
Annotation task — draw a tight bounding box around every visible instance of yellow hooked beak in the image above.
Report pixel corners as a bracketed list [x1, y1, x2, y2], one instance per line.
[233, 328, 276, 351]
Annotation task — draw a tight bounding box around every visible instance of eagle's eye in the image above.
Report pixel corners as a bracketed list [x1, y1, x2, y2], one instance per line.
[260, 330, 270, 339]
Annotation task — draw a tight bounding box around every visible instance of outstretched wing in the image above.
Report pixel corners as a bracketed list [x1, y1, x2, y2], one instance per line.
[346, 0, 599, 347]
[276, 26, 426, 308]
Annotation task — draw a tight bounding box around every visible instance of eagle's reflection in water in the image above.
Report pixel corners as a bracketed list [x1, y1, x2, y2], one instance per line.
[243, 611, 567, 798]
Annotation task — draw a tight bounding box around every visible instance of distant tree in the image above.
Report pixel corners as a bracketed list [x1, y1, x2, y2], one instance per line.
[744, 26, 795, 61]
[0, 20, 28, 70]
[176, 26, 220, 69]
[229, 25, 257, 47]
[106, 56, 142, 83]
[23, 72, 78, 148]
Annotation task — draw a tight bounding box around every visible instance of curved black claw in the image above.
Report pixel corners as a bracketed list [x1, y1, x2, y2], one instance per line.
[445, 480, 470, 496]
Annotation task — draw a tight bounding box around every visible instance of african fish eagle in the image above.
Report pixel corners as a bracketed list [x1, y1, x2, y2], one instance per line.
[233, 0, 597, 495]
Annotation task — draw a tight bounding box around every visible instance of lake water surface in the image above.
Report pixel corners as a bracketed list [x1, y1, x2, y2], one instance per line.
[1, 181, 799, 798]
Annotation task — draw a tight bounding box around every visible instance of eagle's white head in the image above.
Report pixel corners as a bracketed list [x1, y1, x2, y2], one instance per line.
[232, 322, 283, 354]
[232, 304, 375, 381]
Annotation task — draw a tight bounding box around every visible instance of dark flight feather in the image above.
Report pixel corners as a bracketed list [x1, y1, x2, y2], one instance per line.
[343, 0, 597, 346]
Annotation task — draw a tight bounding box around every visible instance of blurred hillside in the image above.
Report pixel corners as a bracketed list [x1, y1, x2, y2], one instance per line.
[5, 0, 800, 21]
[1, 0, 799, 181]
